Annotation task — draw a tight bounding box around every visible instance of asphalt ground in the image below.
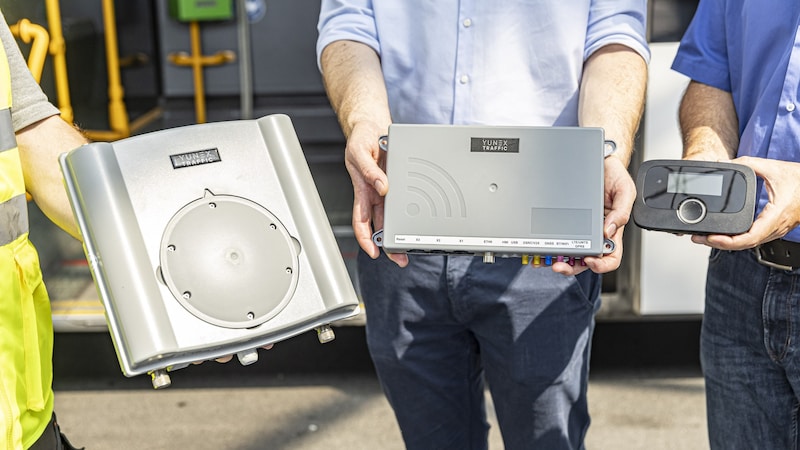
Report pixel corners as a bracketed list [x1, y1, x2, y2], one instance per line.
[49, 321, 707, 450]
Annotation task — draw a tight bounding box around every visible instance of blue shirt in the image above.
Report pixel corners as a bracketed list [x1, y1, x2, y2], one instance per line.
[672, 0, 800, 242]
[317, 1, 649, 127]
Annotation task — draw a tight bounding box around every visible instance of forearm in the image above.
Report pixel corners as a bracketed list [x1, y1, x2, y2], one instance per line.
[320, 40, 406, 262]
[579, 44, 647, 167]
[320, 40, 392, 138]
[679, 80, 739, 161]
[17, 115, 89, 240]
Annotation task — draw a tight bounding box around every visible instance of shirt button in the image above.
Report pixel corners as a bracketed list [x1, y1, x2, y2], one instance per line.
[787, 103, 796, 112]
[460, 75, 469, 84]
[463, 18, 472, 27]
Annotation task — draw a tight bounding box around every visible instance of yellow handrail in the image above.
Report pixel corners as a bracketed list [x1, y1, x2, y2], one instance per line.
[9, 19, 50, 83]
[44, 0, 74, 124]
[40, 0, 161, 141]
[98, 0, 129, 136]
[168, 21, 235, 124]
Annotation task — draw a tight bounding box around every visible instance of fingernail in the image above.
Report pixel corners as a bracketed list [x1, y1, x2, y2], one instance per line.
[605, 223, 617, 237]
[374, 179, 386, 193]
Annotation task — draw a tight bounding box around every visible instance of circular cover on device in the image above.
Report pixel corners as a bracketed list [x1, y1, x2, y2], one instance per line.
[159, 194, 299, 328]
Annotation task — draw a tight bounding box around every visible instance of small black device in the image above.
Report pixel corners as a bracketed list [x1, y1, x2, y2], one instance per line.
[633, 159, 757, 235]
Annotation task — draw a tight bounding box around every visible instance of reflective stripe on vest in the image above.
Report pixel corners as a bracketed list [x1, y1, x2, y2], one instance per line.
[0, 44, 25, 246]
[0, 108, 15, 152]
[0, 194, 27, 247]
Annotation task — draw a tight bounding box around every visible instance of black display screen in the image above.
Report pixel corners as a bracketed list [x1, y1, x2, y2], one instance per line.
[667, 172, 724, 196]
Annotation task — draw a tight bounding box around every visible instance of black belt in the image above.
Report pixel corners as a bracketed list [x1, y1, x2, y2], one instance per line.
[755, 239, 800, 271]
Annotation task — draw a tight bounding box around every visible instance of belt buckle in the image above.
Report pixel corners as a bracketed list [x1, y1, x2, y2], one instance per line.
[755, 245, 795, 271]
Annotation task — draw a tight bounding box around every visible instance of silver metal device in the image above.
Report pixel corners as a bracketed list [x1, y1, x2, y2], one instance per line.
[376, 124, 612, 265]
[60, 114, 360, 388]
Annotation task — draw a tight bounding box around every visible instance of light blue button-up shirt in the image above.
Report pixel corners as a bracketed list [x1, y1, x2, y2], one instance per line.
[673, 0, 800, 242]
[317, 1, 649, 127]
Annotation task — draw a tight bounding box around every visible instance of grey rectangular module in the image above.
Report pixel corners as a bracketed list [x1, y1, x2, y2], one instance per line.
[60, 114, 360, 387]
[381, 124, 606, 259]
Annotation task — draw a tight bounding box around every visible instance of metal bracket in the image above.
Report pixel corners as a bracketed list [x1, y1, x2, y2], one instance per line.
[604, 140, 617, 158]
[372, 229, 384, 247]
[603, 238, 616, 255]
[379, 135, 389, 152]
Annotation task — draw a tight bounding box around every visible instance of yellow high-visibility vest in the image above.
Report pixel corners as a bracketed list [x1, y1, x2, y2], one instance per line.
[0, 31, 55, 449]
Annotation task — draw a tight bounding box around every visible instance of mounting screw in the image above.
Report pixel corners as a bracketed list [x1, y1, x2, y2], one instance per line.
[237, 349, 259, 366]
[316, 325, 336, 343]
[150, 369, 171, 389]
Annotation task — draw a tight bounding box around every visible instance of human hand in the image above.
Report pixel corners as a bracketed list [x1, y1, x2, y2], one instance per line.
[345, 122, 408, 267]
[551, 155, 634, 275]
[690, 156, 800, 250]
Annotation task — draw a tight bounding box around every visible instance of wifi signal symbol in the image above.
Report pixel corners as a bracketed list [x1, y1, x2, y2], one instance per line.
[406, 158, 466, 218]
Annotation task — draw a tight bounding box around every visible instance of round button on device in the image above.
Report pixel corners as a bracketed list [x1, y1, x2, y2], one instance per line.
[677, 198, 707, 224]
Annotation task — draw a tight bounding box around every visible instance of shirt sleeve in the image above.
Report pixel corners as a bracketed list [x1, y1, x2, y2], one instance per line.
[585, 0, 650, 63]
[316, 0, 380, 72]
[0, 10, 60, 131]
[671, 0, 731, 92]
